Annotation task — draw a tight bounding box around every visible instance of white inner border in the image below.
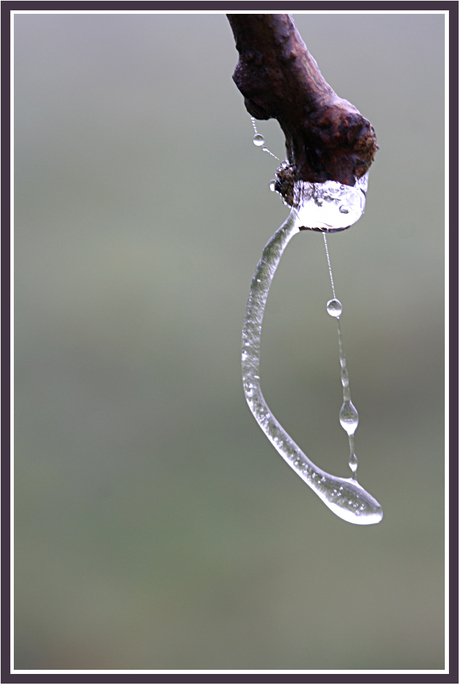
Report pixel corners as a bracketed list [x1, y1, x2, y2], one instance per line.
[9, 7, 451, 677]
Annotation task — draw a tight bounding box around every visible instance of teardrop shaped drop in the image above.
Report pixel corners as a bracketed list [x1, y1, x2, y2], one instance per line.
[327, 298, 342, 318]
[253, 133, 265, 147]
[348, 453, 358, 474]
[269, 179, 276, 192]
[339, 400, 359, 436]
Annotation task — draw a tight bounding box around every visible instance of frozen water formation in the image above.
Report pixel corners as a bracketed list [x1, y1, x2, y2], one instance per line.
[293, 173, 369, 232]
[241, 189, 382, 525]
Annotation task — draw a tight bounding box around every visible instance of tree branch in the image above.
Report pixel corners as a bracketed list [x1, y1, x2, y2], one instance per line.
[227, 14, 377, 200]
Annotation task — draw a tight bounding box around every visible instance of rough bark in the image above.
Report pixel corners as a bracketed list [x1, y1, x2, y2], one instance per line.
[227, 14, 377, 198]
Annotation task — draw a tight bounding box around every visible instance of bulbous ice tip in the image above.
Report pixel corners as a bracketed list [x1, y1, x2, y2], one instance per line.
[320, 477, 383, 525]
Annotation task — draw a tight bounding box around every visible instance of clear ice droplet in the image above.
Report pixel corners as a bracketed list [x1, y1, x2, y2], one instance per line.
[348, 453, 358, 473]
[339, 400, 359, 436]
[293, 172, 368, 231]
[253, 133, 265, 147]
[327, 298, 342, 318]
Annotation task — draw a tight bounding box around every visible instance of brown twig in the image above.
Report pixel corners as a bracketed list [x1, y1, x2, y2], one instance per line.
[227, 14, 377, 201]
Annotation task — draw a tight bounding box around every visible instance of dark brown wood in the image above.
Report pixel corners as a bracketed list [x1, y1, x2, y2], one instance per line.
[227, 14, 377, 197]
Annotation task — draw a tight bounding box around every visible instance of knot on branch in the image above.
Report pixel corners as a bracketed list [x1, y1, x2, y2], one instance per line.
[227, 13, 377, 197]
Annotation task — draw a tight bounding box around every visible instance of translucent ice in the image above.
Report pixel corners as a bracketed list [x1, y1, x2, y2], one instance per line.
[293, 173, 368, 231]
[241, 208, 382, 525]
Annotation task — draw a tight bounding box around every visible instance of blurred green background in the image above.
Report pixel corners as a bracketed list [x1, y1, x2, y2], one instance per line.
[14, 12, 445, 671]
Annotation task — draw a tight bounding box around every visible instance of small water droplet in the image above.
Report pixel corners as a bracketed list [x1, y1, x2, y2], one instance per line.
[269, 179, 276, 192]
[348, 453, 358, 473]
[339, 205, 349, 214]
[253, 133, 265, 147]
[339, 400, 359, 436]
[326, 298, 342, 318]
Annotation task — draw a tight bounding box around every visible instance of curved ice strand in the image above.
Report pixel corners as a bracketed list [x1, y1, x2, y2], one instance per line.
[242, 208, 383, 525]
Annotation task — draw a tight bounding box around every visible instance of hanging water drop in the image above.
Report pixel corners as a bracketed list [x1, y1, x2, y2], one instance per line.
[339, 400, 359, 436]
[269, 179, 276, 192]
[253, 133, 265, 147]
[327, 298, 342, 318]
[348, 453, 358, 474]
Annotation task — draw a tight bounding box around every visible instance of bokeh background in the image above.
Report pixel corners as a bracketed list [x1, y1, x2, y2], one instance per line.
[14, 11, 446, 671]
